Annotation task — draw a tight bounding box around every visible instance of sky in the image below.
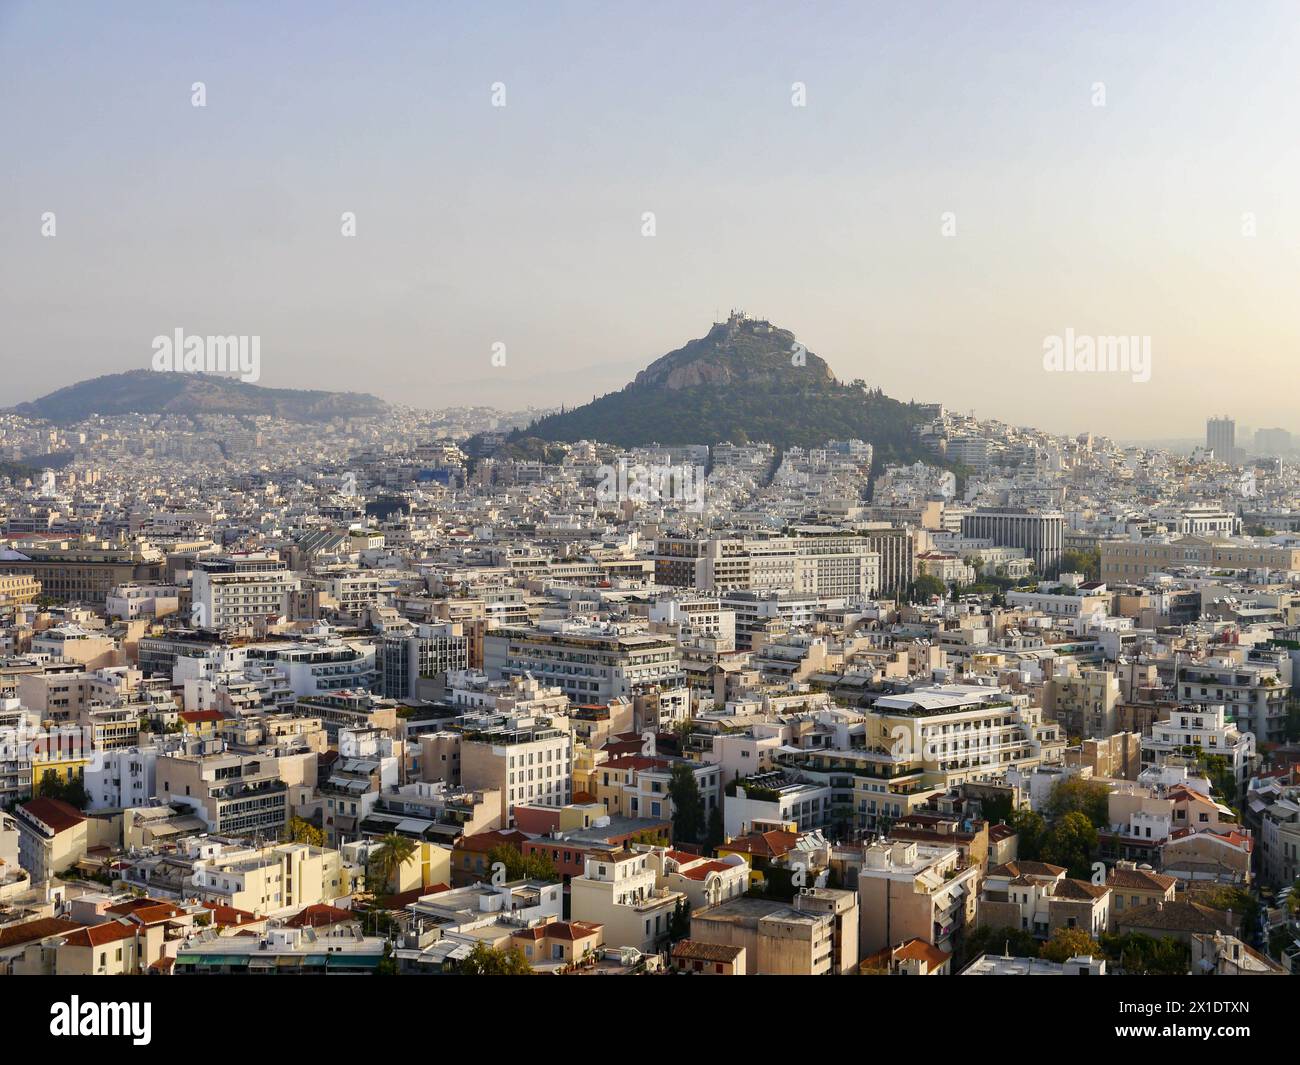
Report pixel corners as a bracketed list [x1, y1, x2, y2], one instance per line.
[3, 1, 1300, 439]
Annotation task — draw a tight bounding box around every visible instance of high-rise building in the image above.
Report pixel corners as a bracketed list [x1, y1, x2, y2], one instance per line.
[1254, 426, 1291, 456]
[1207, 416, 1236, 464]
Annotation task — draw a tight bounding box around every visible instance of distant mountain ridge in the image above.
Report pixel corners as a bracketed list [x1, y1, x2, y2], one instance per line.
[11, 369, 390, 424]
[511, 314, 941, 464]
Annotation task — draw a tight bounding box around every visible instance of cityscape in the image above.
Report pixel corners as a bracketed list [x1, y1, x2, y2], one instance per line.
[1, 0, 1295, 1038]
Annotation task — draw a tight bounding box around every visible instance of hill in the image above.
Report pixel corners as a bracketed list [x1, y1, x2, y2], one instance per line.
[513, 314, 938, 463]
[11, 370, 390, 424]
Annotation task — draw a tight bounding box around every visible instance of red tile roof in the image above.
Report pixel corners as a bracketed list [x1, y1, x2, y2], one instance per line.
[892, 937, 952, 968]
[0, 917, 80, 949]
[59, 920, 140, 948]
[179, 710, 225, 723]
[201, 902, 261, 927]
[678, 860, 737, 882]
[284, 904, 357, 928]
[18, 797, 85, 834]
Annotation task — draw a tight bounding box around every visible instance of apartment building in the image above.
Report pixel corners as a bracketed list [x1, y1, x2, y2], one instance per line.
[483, 622, 683, 703]
[0, 540, 163, 606]
[156, 751, 289, 837]
[1045, 669, 1121, 739]
[689, 895, 836, 975]
[867, 684, 1065, 788]
[724, 772, 833, 837]
[191, 552, 300, 632]
[843, 839, 981, 958]
[379, 622, 469, 699]
[0, 574, 40, 606]
[569, 848, 685, 953]
[653, 527, 881, 599]
[14, 796, 88, 882]
[190, 841, 351, 914]
[457, 712, 573, 825]
[84, 744, 165, 811]
[1142, 704, 1253, 786]
[1176, 656, 1288, 744]
[978, 860, 1111, 940]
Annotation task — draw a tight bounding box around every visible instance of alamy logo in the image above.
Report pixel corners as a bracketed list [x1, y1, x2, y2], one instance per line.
[1042, 328, 1150, 383]
[151, 328, 261, 382]
[49, 997, 151, 1045]
[595, 461, 706, 512]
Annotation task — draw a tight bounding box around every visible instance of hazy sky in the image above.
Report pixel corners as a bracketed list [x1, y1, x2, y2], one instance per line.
[4, 1, 1300, 439]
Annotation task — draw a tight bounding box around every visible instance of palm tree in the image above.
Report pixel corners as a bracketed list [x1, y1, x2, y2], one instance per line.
[368, 833, 418, 895]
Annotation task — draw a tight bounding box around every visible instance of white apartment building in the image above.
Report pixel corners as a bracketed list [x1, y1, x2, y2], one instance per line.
[483, 622, 683, 703]
[1142, 704, 1253, 786]
[84, 744, 166, 811]
[569, 848, 685, 953]
[191, 553, 300, 633]
[724, 774, 834, 838]
[653, 528, 880, 599]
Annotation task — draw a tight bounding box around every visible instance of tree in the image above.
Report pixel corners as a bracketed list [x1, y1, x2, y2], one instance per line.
[1009, 808, 1047, 861]
[457, 941, 533, 975]
[374, 942, 399, 976]
[1040, 926, 1100, 963]
[705, 805, 725, 852]
[963, 924, 1039, 961]
[37, 769, 87, 810]
[1040, 811, 1099, 879]
[668, 763, 704, 844]
[367, 833, 418, 894]
[287, 816, 325, 848]
[667, 898, 691, 941]
[1099, 932, 1189, 975]
[981, 792, 1015, 825]
[487, 843, 559, 883]
[1060, 548, 1100, 582]
[908, 574, 947, 603]
[1044, 777, 1110, 828]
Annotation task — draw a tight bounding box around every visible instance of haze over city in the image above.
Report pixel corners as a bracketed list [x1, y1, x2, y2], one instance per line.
[5, 1, 1300, 439]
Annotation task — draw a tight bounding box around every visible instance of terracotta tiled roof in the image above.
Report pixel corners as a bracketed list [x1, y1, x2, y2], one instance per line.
[988, 860, 1066, 880]
[1054, 878, 1109, 901]
[201, 902, 261, 927]
[672, 939, 744, 963]
[601, 755, 669, 771]
[284, 904, 356, 928]
[678, 860, 736, 881]
[179, 710, 225, 723]
[1107, 866, 1177, 891]
[58, 920, 140, 948]
[892, 937, 951, 967]
[0, 917, 80, 949]
[721, 830, 798, 859]
[1117, 900, 1237, 935]
[18, 797, 85, 834]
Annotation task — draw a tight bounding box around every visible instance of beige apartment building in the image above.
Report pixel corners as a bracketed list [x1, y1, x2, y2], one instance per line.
[867, 685, 1065, 789]
[845, 839, 982, 958]
[14, 796, 88, 882]
[569, 848, 685, 953]
[191, 841, 351, 915]
[689, 895, 836, 975]
[458, 715, 572, 825]
[156, 751, 290, 837]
